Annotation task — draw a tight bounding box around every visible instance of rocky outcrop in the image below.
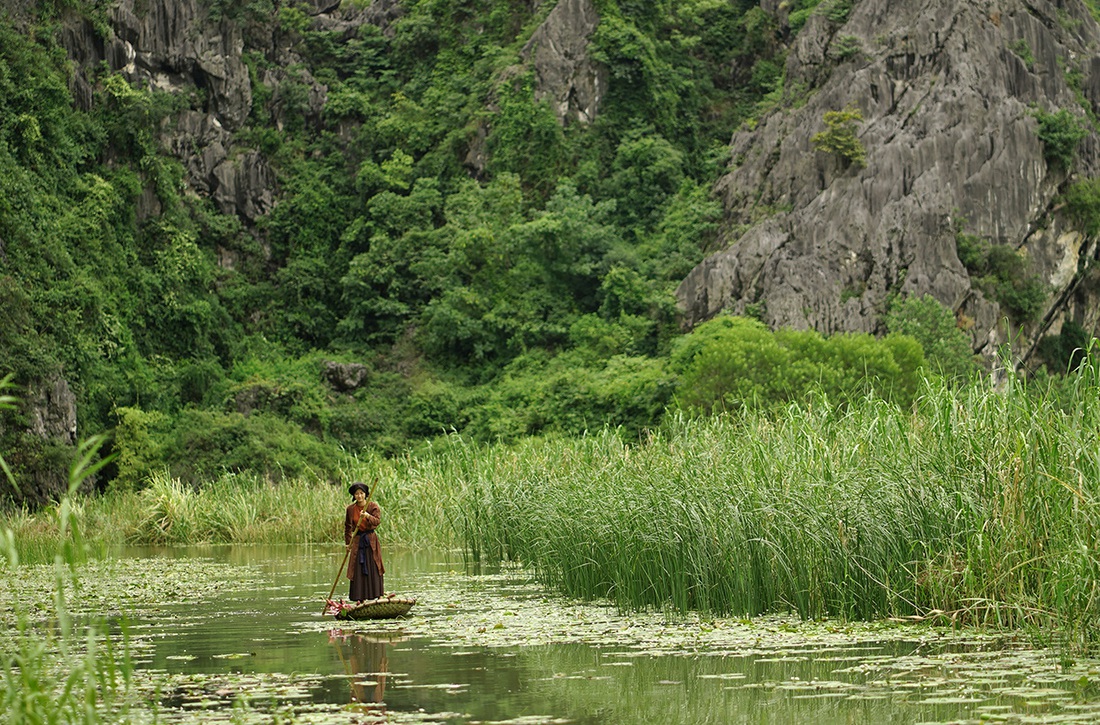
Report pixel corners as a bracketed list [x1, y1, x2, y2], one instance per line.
[58, 0, 397, 231]
[60, 0, 268, 228]
[462, 0, 603, 176]
[323, 361, 370, 392]
[521, 0, 604, 124]
[313, 0, 405, 37]
[0, 373, 81, 507]
[102, 0, 251, 129]
[58, 0, 603, 230]
[158, 109, 271, 220]
[211, 150, 277, 221]
[26, 374, 78, 446]
[676, 0, 1100, 365]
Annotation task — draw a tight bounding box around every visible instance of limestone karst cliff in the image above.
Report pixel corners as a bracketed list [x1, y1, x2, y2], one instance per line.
[6, 0, 1100, 504]
[675, 0, 1100, 369]
[62, 0, 1100, 373]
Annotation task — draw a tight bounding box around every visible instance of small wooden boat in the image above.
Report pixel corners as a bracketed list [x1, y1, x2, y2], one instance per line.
[333, 594, 417, 621]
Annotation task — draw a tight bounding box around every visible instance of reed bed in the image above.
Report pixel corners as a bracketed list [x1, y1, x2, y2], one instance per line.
[440, 361, 1100, 645]
[1, 456, 466, 561]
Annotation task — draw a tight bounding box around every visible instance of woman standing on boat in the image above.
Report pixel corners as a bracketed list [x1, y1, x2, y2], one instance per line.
[345, 481, 385, 603]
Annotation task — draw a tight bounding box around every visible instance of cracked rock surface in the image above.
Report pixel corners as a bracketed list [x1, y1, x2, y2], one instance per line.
[677, 0, 1100, 362]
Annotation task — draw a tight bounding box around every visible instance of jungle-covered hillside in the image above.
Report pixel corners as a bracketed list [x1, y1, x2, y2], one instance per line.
[1, 0, 1087, 505]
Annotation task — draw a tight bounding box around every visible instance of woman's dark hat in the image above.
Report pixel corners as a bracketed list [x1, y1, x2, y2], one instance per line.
[348, 481, 370, 497]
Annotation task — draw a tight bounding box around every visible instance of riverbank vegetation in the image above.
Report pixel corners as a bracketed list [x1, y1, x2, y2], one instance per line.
[2, 464, 454, 564]
[0, 433, 143, 723]
[5, 355, 1100, 650]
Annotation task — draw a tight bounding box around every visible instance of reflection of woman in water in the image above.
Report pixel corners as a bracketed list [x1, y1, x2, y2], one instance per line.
[329, 629, 389, 713]
[349, 634, 388, 707]
[344, 482, 385, 603]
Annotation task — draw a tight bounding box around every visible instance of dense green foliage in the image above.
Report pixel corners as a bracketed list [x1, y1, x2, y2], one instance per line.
[955, 228, 1047, 323]
[884, 295, 975, 382]
[669, 315, 924, 413]
[1063, 177, 1100, 236]
[1, 0, 797, 495]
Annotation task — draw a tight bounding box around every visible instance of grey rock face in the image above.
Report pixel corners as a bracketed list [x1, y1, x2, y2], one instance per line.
[314, 0, 405, 37]
[58, 0, 393, 230]
[261, 66, 329, 134]
[161, 110, 231, 197]
[2, 374, 82, 508]
[107, 0, 252, 130]
[212, 150, 277, 222]
[323, 361, 370, 392]
[521, 0, 604, 124]
[676, 0, 1100, 365]
[159, 107, 276, 222]
[27, 374, 78, 446]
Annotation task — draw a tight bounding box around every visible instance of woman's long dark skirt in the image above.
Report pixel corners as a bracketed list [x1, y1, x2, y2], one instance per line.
[349, 534, 384, 602]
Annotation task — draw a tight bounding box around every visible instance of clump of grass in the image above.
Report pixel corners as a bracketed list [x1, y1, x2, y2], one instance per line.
[121, 470, 353, 545]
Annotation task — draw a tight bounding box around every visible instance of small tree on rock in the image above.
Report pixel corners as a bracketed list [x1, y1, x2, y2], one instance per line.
[812, 105, 866, 168]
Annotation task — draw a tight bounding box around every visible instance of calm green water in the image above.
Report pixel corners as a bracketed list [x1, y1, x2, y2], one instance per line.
[110, 545, 1100, 724]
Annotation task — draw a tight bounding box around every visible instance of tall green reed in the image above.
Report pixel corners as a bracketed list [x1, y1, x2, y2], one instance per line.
[1, 434, 137, 724]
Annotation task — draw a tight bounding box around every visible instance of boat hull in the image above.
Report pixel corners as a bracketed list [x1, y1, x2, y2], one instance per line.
[334, 596, 416, 620]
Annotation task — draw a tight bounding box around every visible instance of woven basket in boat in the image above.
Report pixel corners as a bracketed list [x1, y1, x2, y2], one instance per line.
[335, 598, 416, 621]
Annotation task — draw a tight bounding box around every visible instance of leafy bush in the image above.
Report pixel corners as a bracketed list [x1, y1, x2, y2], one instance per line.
[885, 295, 977, 382]
[955, 231, 1048, 322]
[463, 350, 673, 441]
[831, 35, 863, 61]
[486, 75, 570, 199]
[1009, 39, 1035, 68]
[1037, 319, 1094, 373]
[1062, 178, 1100, 236]
[670, 316, 925, 414]
[111, 406, 169, 491]
[1033, 107, 1087, 168]
[637, 180, 722, 283]
[821, 0, 854, 23]
[163, 409, 349, 485]
[417, 180, 621, 369]
[601, 129, 685, 238]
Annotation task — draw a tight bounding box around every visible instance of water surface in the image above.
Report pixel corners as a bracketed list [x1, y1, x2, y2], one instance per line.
[77, 545, 1100, 723]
